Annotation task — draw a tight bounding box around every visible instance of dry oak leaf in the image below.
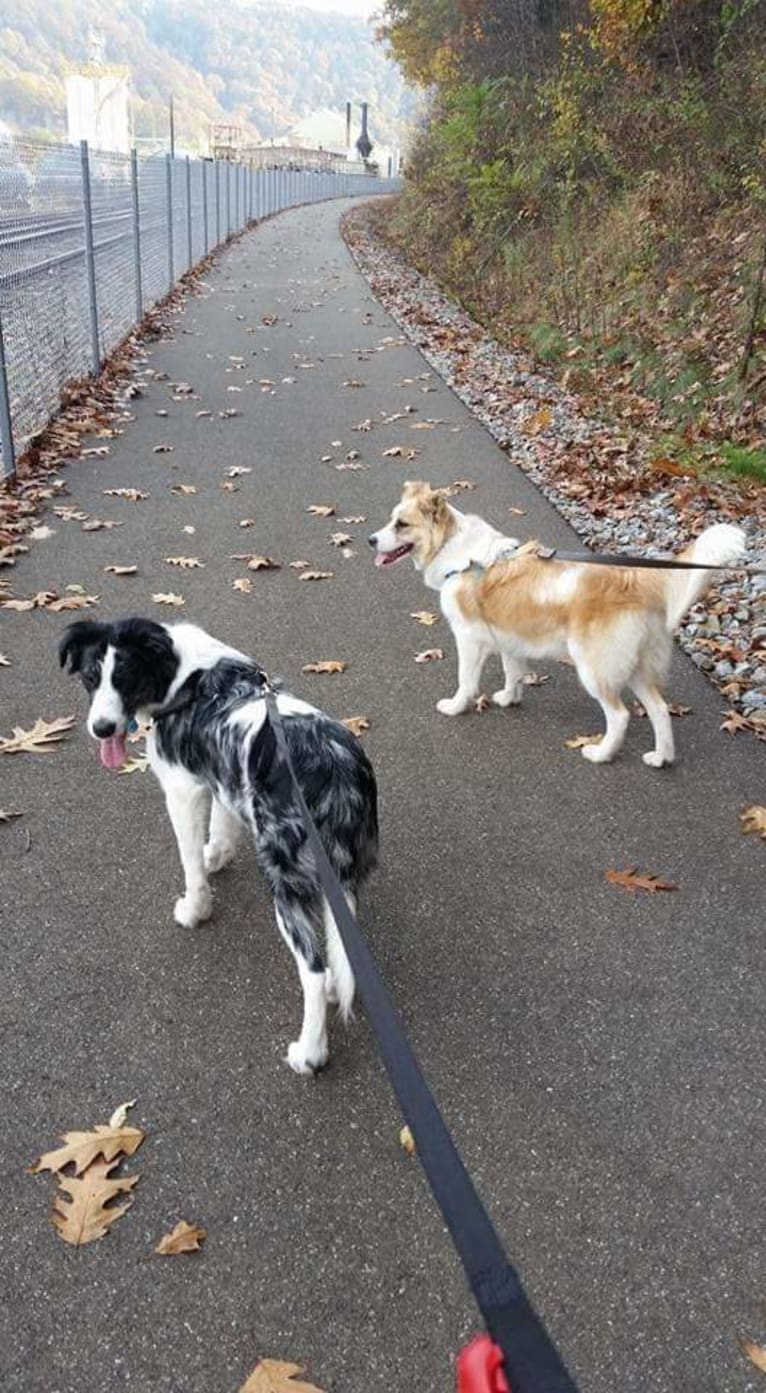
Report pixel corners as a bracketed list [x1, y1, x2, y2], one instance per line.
[720, 709, 759, 736]
[442, 480, 477, 496]
[239, 518, 256, 528]
[51, 1156, 139, 1247]
[228, 466, 252, 477]
[153, 443, 175, 454]
[165, 556, 205, 570]
[118, 754, 149, 775]
[606, 867, 679, 894]
[231, 554, 281, 572]
[240, 1360, 324, 1393]
[340, 515, 366, 525]
[220, 480, 239, 493]
[1, 590, 57, 612]
[565, 734, 603, 749]
[399, 1125, 416, 1157]
[152, 592, 184, 607]
[289, 560, 309, 570]
[474, 694, 491, 712]
[233, 577, 253, 594]
[382, 446, 404, 457]
[342, 715, 370, 737]
[298, 570, 333, 581]
[329, 532, 352, 548]
[155, 1219, 206, 1256]
[48, 594, 99, 612]
[740, 1337, 766, 1373]
[0, 715, 75, 755]
[104, 564, 138, 576]
[307, 504, 335, 518]
[302, 661, 347, 675]
[415, 649, 445, 663]
[0, 808, 23, 822]
[522, 671, 550, 687]
[54, 506, 89, 522]
[740, 805, 766, 841]
[102, 488, 149, 502]
[82, 518, 122, 532]
[170, 484, 197, 496]
[411, 611, 439, 627]
[81, 445, 110, 458]
[30, 1122, 145, 1176]
[0, 652, 10, 666]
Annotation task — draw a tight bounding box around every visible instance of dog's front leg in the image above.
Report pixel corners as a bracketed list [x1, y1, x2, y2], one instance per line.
[204, 797, 242, 874]
[162, 776, 213, 928]
[437, 630, 488, 716]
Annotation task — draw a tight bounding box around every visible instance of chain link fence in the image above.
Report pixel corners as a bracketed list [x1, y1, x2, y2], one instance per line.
[0, 135, 400, 477]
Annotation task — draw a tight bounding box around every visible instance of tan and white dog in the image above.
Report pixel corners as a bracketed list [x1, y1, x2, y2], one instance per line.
[369, 481, 745, 767]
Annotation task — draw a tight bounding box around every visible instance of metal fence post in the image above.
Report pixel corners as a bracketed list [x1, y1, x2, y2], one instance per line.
[202, 161, 209, 255]
[185, 156, 193, 270]
[227, 163, 232, 237]
[215, 163, 221, 246]
[235, 164, 240, 231]
[130, 148, 143, 321]
[80, 140, 100, 375]
[165, 154, 174, 292]
[0, 309, 16, 479]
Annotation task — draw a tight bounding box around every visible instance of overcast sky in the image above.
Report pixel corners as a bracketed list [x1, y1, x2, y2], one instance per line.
[271, 0, 381, 17]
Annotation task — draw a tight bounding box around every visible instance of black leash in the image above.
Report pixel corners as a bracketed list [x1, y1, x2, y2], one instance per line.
[263, 686, 578, 1393]
[536, 546, 765, 573]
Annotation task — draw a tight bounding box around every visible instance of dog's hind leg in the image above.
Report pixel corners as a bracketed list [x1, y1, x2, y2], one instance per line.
[323, 892, 355, 1019]
[631, 677, 675, 768]
[571, 656, 630, 764]
[162, 773, 213, 927]
[275, 899, 329, 1077]
[492, 651, 525, 708]
[204, 797, 242, 874]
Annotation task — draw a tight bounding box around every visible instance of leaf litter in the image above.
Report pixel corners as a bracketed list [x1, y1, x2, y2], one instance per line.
[155, 1219, 206, 1256]
[0, 715, 75, 755]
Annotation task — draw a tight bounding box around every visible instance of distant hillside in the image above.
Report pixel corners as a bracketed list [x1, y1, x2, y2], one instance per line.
[0, 0, 411, 151]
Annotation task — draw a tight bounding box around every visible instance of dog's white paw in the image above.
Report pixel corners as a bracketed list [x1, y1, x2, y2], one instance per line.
[642, 750, 672, 769]
[174, 887, 212, 928]
[437, 696, 467, 717]
[324, 968, 339, 1005]
[581, 742, 613, 764]
[204, 840, 236, 874]
[286, 1039, 329, 1077]
[492, 687, 521, 708]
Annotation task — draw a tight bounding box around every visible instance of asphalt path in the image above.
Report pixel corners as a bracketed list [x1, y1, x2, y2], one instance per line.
[1, 197, 763, 1393]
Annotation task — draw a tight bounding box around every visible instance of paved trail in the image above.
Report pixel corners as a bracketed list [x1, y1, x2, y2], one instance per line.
[1, 199, 763, 1393]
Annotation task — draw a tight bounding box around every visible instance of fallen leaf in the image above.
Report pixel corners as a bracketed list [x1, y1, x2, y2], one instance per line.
[170, 484, 197, 496]
[740, 805, 766, 841]
[522, 671, 550, 686]
[51, 1156, 139, 1247]
[508, 506, 527, 516]
[414, 649, 444, 663]
[0, 715, 75, 755]
[233, 577, 253, 594]
[474, 694, 491, 712]
[632, 701, 691, 718]
[411, 611, 439, 626]
[230, 554, 281, 571]
[0, 807, 23, 822]
[565, 734, 603, 749]
[382, 446, 404, 457]
[399, 1125, 416, 1156]
[152, 593, 184, 606]
[342, 716, 370, 736]
[118, 754, 150, 775]
[240, 1359, 324, 1393]
[48, 594, 99, 612]
[239, 518, 256, 528]
[289, 560, 309, 570]
[30, 524, 55, 540]
[30, 1122, 145, 1176]
[54, 506, 90, 522]
[1, 590, 57, 612]
[442, 480, 477, 496]
[307, 505, 335, 518]
[298, 570, 334, 581]
[81, 445, 110, 458]
[262, 312, 278, 325]
[353, 419, 373, 431]
[343, 379, 364, 388]
[340, 515, 366, 525]
[720, 709, 758, 735]
[740, 1337, 766, 1373]
[102, 488, 149, 502]
[155, 1219, 206, 1256]
[104, 565, 138, 576]
[0, 652, 10, 666]
[153, 443, 175, 453]
[195, 410, 212, 419]
[220, 480, 240, 493]
[81, 518, 123, 531]
[108, 1100, 137, 1128]
[219, 408, 239, 418]
[165, 556, 205, 569]
[302, 661, 347, 674]
[228, 466, 252, 478]
[606, 867, 679, 894]
[329, 532, 352, 548]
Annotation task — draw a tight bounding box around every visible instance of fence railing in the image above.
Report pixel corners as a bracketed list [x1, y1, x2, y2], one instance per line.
[0, 135, 400, 477]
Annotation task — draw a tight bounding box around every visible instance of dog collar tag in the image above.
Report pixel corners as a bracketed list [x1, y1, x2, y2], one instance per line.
[127, 718, 139, 734]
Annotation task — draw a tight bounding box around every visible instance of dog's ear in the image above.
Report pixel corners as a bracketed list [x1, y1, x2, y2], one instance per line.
[427, 488, 450, 523]
[58, 620, 107, 674]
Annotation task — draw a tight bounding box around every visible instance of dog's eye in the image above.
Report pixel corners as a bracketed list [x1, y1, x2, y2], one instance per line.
[395, 518, 408, 530]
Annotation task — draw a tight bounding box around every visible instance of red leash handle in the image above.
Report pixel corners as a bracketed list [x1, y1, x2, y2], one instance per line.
[457, 1336, 511, 1393]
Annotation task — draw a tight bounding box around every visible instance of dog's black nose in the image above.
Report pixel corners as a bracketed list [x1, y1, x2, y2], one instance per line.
[367, 534, 378, 549]
[93, 719, 116, 738]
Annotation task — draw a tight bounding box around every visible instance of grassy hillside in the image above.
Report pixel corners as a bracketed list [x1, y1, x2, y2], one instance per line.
[379, 0, 766, 479]
[0, 0, 411, 151]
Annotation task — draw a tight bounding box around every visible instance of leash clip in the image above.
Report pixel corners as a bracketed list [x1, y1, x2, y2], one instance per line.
[456, 1336, 511, 1393]
[536, 546, 556, 561]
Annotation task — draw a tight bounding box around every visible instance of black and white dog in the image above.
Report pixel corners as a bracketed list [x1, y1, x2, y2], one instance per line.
[59, 617, 378, 1076]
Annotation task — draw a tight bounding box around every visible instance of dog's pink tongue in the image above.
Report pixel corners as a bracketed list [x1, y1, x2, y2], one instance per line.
[374, 552, 390, 568]
[99, 733, 127, 771]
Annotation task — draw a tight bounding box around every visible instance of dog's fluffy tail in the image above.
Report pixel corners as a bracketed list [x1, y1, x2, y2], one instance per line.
[324, 898, 355, 1021]
[664, 523, 746, 632]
